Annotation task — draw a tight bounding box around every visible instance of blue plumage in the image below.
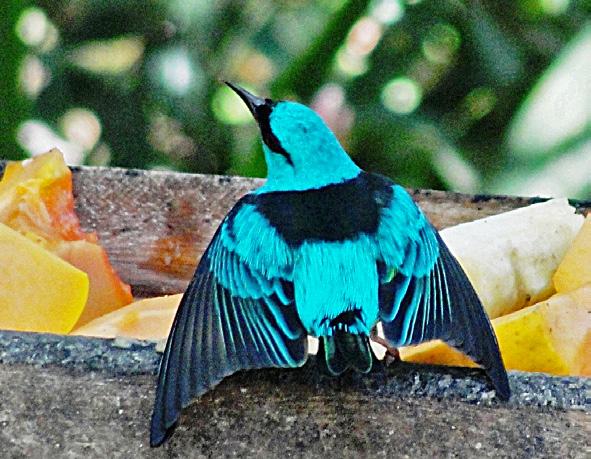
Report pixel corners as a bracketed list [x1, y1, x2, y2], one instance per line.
[150, 84, 510, 446]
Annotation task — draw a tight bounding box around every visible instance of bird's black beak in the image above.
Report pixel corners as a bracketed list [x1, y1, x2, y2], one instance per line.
[225, 82, 292, 165]
[225, 82, 269, 120]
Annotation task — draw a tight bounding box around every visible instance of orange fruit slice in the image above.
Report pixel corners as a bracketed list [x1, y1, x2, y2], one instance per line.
[0, 222, 89, 333]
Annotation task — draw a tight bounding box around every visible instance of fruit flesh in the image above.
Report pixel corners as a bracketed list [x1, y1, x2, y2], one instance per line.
[2, 151, 589, 379]
[72, 294, 182, 340]
[0, 150, 132, 328]
[55, 240, 133, 327]
[553, 214, 591, 293]
[0, 222, 89, 334]
[0, 149, 93, 242]
[440, 199, 583, 319]
[493, 301, 570, 375]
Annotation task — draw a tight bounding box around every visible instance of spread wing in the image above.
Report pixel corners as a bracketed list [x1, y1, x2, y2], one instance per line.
[150, 199, 307, 446]
[376, 185, 510, 400]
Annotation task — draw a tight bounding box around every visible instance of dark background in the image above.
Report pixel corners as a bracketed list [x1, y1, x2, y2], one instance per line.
[2, 0, 591, 198]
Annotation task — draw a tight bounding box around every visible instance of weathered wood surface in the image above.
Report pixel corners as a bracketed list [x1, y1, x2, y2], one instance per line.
[0, 332, 590, 458]
[1, 364, 589, 458]
[0, 164, 590, 457]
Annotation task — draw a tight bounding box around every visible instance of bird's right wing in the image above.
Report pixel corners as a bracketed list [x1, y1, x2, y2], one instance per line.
[150, 199, 307, 446]
[376, 185, 510, 400]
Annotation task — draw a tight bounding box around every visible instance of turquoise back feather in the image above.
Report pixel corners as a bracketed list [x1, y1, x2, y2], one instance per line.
[293, 236, 379, 337]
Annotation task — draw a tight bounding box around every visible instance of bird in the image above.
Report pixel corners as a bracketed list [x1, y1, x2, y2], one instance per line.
[150, 82, 510, 447]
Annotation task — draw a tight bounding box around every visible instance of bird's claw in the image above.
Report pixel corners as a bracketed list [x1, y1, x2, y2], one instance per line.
[370, 333, 400, 366]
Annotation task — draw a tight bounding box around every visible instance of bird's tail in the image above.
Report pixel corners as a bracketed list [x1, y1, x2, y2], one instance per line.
[320, 331, 372, 375]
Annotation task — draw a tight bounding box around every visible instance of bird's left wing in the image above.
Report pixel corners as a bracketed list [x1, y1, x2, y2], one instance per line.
[376, 185, 510, 399]
[150, 198, 307, 446]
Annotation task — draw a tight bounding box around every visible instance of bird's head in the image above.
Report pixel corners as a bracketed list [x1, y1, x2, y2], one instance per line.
[226, 82, 360, 192]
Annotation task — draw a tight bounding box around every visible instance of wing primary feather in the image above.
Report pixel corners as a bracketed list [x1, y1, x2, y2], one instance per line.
[197, 269, 214, 393]
[211, 283, 232, 381]
[165, 276, 196, 422]
[417, 228, 437, 343]
[432, 260, 444, 338]
[255, 305, 286, 364]
[436, 257, 452, 339]
[240, 297, 266, 366]
[151, 258, 207, 447]
[258, 300, 292, 363]
[248, 299, 277, 365]
[217, 282, 237, 367]
[447, 250, 478, 351]
[436, 234, 510, 400]
[238, 297, 263, 357]
[208, 280, 226, 381]
[417, 273, 431, 343]
[184, 266, 207, 397]
[242, 299, 269, 364]
[225, 287, 249, 366]
[402, 276, 423, 345]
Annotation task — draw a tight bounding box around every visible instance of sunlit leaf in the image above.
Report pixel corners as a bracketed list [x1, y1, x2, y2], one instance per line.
[508, 24, 591, 158]
[70, 36, 144, 75]
[272, 0, 371, 100]
[432, 144, 480, 193]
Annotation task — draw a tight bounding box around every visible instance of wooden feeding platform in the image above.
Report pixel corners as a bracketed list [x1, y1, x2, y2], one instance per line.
[0, 165, 590, 457]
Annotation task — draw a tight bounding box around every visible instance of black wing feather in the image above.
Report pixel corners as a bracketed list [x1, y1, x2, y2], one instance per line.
[150, 217, 307, 447]
[437, 235, 509, 394]
[379, 225, 510, 400]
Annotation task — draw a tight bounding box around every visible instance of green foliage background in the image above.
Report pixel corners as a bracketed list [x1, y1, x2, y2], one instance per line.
[2, 0, 591, 198]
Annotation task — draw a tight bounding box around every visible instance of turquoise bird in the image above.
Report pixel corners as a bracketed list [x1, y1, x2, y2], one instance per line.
[150, 83, 510, 446]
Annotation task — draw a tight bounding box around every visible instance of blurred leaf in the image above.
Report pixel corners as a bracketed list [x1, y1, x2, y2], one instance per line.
[463, 0, 524, 87]
[271, 0, 371, 100]
[490, 132, 591, 199]
[3, 1, 591, 198]
[70, 36, 145, 75]
[431, 143, 481, 193]
[507, 24, 591, 158]
[0, 1, 32, 160]
[38, 0, 166, 42]
[349, 107, 448, 190]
